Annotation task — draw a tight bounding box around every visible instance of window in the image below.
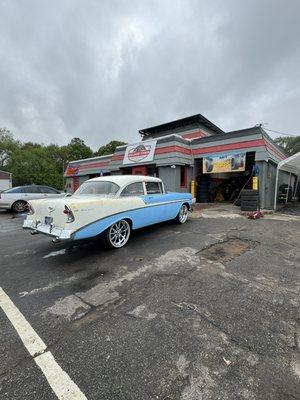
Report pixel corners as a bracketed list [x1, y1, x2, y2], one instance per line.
[120, 182, 144, 197]
[145, 181, 162, 194]
[42, 186, 60, 194]
[4, 187, 24, 193]
[74, 181, 119, 196]
[180, 166, 187, 187]
[25, 186, 42, 193]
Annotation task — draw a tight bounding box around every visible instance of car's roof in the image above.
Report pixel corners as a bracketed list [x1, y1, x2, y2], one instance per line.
[88, 175, 162, 186]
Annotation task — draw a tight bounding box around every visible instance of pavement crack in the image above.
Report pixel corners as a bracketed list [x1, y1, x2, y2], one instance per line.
[172, 301, 262, 355]
[294, 332, 300, 352]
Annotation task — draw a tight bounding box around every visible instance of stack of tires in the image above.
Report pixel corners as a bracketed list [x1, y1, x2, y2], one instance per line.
[197, 179, 210, 203]
[241, 189, 259, 211]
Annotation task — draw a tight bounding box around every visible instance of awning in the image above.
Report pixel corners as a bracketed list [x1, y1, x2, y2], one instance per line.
[274, 152, 300, 209]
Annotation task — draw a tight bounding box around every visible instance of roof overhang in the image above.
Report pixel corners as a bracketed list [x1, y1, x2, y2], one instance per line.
[139, 114, 224, 136]
[277, 151, 300, 175]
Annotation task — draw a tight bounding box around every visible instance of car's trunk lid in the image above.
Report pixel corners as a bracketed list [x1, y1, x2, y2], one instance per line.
[28, 195, 112, 228]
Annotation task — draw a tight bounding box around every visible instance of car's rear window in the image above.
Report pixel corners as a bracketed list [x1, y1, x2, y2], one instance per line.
[4, 187, 24, 193]
[74, 181, 120, 196]
[145, 181, 163, 194]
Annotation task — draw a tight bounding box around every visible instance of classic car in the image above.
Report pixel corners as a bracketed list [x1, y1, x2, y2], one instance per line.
[23, 175, 193, 248]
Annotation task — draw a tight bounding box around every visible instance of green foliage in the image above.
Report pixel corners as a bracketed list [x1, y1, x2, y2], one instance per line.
[0, 129, 125, 190]
[95, 140, 127, 156]
[274, 136, 300, 157]
[6, 145, 63, 188]
[0, 128, 20, 166]
[64, 137, 93, 161]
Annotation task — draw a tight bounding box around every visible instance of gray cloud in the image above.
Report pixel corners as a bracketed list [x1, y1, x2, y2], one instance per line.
[0, 0, 299, 150]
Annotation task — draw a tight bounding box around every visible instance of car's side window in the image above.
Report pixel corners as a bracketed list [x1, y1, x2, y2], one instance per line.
[145, 181, 162, 195]
[42, 186, 59, 194]
[120, 182, 144, 197]
[25, 186, 41, 193]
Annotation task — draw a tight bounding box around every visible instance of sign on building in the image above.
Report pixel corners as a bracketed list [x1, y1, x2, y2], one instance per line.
[203, 152, 246, 174]
[123, 140, 157, 165]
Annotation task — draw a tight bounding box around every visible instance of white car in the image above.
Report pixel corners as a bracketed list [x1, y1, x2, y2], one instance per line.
[23, 175, 193, 248]
[0, 185, 66, 213]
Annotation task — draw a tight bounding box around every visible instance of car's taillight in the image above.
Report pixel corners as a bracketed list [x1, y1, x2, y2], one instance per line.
[26, 203, 35, 215]
[63, 205, 75, 223]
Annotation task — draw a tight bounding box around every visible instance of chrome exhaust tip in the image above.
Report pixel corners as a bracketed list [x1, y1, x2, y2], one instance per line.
[52, 237, 60, 243]
[30, 230, 39, 235]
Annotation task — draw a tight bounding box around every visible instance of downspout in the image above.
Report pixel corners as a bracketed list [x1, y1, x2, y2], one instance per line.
[273, 166, 280, 210]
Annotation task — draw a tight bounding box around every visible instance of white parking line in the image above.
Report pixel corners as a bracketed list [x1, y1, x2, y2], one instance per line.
[0, 287, 87, 400]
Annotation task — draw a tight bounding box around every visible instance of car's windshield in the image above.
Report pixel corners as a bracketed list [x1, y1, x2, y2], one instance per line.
[74, 181, 120, 196]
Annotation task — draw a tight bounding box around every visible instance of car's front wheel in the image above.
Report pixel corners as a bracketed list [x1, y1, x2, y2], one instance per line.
[12, 200, 27, 213]
[176, 204, 189, 224]
[105, 219, 131, 249]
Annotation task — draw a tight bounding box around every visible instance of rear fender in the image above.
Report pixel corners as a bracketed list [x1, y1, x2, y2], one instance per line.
[73, 213, 134, 240]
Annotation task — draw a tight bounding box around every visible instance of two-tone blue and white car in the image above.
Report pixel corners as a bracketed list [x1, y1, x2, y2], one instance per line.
[23, 175, 193, 248]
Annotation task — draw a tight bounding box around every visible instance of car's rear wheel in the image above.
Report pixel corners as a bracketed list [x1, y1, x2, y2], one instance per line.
[105, 219, 131, 249]
[12, 200, 27, 213]
[176, 204, 189, 224]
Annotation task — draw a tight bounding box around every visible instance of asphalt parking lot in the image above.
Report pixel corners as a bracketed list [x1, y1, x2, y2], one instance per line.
[0, 208, 299, 399]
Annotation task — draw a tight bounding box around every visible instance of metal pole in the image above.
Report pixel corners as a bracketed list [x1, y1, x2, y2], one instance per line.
[274, 166, 279, 210]
[293, 175, 299, 198]
[62, 160, 65, 190]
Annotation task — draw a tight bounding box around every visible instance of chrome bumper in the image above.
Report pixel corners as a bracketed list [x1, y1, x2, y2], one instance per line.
[23, 219, 72, 240]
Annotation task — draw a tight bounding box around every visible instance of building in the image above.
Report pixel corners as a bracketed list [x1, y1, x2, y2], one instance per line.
[0, 170, 12, 191]
[64, 113, 291, 209]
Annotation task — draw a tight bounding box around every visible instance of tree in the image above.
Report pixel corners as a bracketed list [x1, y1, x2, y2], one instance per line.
[6, 144, 63, 188]
[94, 140, 127, 157]
[0, 132, 126, 190]
[274, 136, 300, 157]
[63, 138, 93, 161]
[0, 128, 20, 167]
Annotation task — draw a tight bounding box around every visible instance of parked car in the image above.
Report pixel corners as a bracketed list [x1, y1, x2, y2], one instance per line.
[23, 175, 193, 248]
[0, 185, 66, 213]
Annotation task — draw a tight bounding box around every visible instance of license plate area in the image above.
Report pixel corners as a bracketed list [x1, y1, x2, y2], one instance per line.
[44, 216, 53, 225]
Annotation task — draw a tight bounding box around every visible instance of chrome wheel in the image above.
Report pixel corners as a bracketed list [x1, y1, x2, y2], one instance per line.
[107, 220, 130, 248]
[177, 204, 188, 224]
[12, 200, 27, 213]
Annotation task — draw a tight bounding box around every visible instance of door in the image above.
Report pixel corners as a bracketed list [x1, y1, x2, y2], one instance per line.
[132, 166, 147, 176]
[24, 186, 47, 201]
[141, 181, 169, 225]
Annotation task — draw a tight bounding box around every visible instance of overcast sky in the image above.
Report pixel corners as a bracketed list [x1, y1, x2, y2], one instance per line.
[0, 0, 299, 150]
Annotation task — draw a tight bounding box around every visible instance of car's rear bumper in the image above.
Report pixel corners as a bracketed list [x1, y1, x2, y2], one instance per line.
[23, 219, 72, 240]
